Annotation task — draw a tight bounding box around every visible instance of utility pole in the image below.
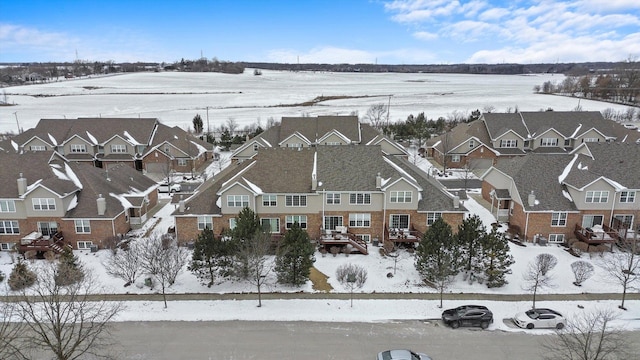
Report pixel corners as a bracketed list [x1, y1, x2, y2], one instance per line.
[386, 95, 392, 127]
[206, 106, 210, 141]
[13, 111, 21, 133]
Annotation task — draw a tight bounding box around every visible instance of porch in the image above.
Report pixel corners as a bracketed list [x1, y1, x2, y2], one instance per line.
[574, 224, 617, 251]
[19, 231, 71, 254]
[318, 227, 368, 255]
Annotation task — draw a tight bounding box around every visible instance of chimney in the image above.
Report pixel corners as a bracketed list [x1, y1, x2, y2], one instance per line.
[453, 192, 460, 209]
[311, 174, 317, 191]
[178, 199, 185, 213]
[528, 191, 536, 207]
[376, 172, 382, 189]
[17, 173, 27, 196]
[97, 194, 106, 215]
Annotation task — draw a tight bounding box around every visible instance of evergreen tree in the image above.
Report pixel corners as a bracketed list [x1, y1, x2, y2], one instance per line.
[8, 259, 37, 291]
[479, 228, 514, 288]
[189, 228, 234, 287]
[415, 217, 459, 307]
[192, 114, 203, 134]
[275, 222, 315, 286]
[457, 215, 485, 273]
[55, 247, 84, 286]
[220, 128, 233, 150]
[231, 207, 262, 280]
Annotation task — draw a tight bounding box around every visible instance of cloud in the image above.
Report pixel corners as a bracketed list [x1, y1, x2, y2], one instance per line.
[267, 47, 376, 64]
[0, 23, 75, 50]
[413, 31, 438, 40]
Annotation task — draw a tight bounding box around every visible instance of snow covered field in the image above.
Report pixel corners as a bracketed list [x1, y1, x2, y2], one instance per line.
[1, 70, 634, 134]
[1, 152, 638, 332]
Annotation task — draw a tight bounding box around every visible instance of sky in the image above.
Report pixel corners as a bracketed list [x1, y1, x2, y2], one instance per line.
[0, 0, 639, 65]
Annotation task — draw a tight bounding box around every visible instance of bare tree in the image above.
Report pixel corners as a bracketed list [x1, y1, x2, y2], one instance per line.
[522, 253, 557, 308]
[139, 234, 188, 308]
[542, 308, 631, 360]
[14, 264, 123, 360]
[364, 103, 388, 130]
[0, 300, 27, 360]
[226, 117, 238, 134]
[571, 260, 595, 287]
[236, 232, 273, 307]
[336, 263, 368, 307]
[599, 237, 639, 310]
[102, 242, 142, 287]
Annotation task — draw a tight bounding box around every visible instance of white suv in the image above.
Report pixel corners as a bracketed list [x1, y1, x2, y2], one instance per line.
[158, 182, 181, 193]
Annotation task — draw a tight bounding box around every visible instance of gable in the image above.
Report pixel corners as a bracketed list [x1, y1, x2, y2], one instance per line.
[279, 132, 311, 147]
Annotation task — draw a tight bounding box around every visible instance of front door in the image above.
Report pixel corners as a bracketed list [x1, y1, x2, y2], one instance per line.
[582, 215, 604, 228]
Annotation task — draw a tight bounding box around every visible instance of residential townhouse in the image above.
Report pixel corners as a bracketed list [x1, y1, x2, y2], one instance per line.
[427, 111, 640, 171]
[231, 115, 407, 162]
[0, 150, 159, 253]
[174, 145, 466, 254]
[480, 143, 639, 246]
[1, 117, 213, 176]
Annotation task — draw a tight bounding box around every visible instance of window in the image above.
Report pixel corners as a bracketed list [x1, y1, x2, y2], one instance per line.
[177, 158, 188, 166]
[583, 138, 599, 143]
[227, 195, 249, 207]
[261, 218, 280, 233]
[286, 215, 307, 229]
[390, 214, 409, 229]
[262, 194, 277, 207]
[390, 191, 412, 203]
[349, 193, 371, 205]
[620, 191, 636, 203]
[286, 143, 303, 148]
[469, 140, 475, 148]
[499, 139, 517, 148]
[326, 193, 341, 205]
[70, 144, 87, 153]
[253, 143, 259, 151]
[548, 234, 565, 243]
[74, 219, 91, 233]
[324, 216, 343, 230]
[0, 200, 16, 212]
[197, 216, 213, 230]
[285, 195, 307, 207]
[564, 139, 571, 146]
[614, 215, 634, 229]
[77, 241, 93, 250]
[586, 191, 609, 203]
[1, 243, 16, 251]
[451, 154, 461, 162]
[582, 215, 603, 228]
[0, 220, 19, 234]
[38, 221, 58, 236]
[30, 145, 46, 151]
[325, 141, 341, 145]
[33, 198, 56, 211]
[111, 144, 127, 153]
[349, 213, 371, 227]
[551, 212, 567, 227]
[356, 234, 371, 242]
[229, 218, 237, 230]
[427, 212, 442, 225]
[540, 138, 558, 147]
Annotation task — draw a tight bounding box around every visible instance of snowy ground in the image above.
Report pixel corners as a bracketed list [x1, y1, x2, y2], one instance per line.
[1, 152, 639, 333]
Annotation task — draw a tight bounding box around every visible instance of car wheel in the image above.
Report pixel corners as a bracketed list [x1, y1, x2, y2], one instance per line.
[556, 323, 565, 330]
[450, 321, 460, 329]
[480, 321, 489, 329]
[526, 323, 534, 329]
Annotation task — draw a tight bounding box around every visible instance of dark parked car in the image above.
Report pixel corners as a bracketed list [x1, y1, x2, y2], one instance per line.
[441, 305, 493, 329]
[377, 349, 432, 360]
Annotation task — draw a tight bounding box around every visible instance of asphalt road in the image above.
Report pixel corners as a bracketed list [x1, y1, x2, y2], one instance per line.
[87, 320, 640, 360]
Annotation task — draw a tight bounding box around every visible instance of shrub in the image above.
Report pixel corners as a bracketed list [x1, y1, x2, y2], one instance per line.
[330, 246, 340, 257]
[0, 270, 5, 282]
[8, 260, 37, 291]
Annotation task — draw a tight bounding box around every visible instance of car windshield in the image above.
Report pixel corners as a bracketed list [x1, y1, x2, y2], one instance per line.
[525, 310, 540, 319]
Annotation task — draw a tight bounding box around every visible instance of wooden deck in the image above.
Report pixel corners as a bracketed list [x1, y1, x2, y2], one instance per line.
[318, 230, 368, 255]
[19, 231, 71, 254]
[574, 224, 617, 245]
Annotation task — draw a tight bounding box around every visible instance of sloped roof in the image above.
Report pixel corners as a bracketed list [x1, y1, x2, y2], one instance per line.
[493, 154, 578, 212]
[0, 150, 80, 198]
[148, 124, 212, 158]
[521, 111, 614, 139]
[280, 116, 361, 143]
[563, 143, 640, 190]
[65, 162, 157, 218]
[429, 120, 492, 154]
[482, 113, 528, 140]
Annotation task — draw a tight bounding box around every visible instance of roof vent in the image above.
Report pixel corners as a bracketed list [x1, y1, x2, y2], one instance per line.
[528, 191, 536, 207]
[97, 194, 107, 215]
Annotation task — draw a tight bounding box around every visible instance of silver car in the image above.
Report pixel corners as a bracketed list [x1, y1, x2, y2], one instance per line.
[377, 349, 432, 360]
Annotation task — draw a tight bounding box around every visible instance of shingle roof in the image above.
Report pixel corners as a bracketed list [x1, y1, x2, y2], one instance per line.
[430, 120, 492, 154]
[0, 150, 80, 198]
[563, 143, 640, 190]
[494, 154, 578, 212]
[280, 116, 361, 144]
[234, 147, 315, 193]
[482, 113, 528, 140]
[149, 123, 212, 157]
[64, 162, 157, 218]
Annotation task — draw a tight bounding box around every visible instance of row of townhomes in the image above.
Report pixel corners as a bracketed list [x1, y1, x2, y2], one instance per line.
[173, 116, 467, 254]
[481, 142, 640, 247]
[0, 150, 158, 253]
[4, 117, 213, 175]
[0, 117, 214, 254]
[426, 111, 640, 170]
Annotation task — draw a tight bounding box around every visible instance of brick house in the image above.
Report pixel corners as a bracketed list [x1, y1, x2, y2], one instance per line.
[3, 117, 213, 176]
[174, 145, 466, 254]
[481, 142, 639, 246]
[427, 111, 640, 171]
[0, 150, 158, 253]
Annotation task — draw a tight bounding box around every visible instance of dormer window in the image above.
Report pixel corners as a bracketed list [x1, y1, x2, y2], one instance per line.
[70, 144, 87, 153]
[469, 140, 475, 148]
[540, 138, 558, 147]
